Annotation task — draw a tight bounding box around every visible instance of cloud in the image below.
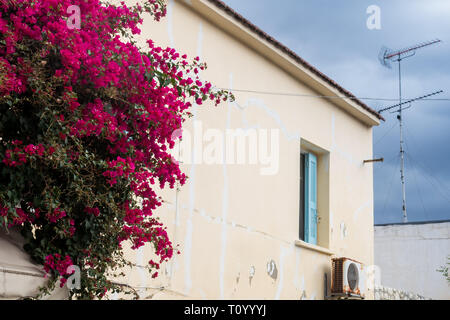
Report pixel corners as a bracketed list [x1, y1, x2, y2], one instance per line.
[223, 0, 450, 223]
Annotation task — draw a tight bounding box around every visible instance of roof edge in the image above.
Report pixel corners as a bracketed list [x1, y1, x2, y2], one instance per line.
[375, 219, 450, 227]
[193, 0, 384, 123]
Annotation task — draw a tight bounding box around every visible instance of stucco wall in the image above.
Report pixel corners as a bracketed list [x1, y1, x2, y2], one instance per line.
[117, 0, 378, 300]
[0, 0, 379, 300]
[374, 221, 450, 300]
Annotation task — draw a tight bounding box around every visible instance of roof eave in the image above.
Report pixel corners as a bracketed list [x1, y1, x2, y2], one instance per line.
[178, 0, 383, 127]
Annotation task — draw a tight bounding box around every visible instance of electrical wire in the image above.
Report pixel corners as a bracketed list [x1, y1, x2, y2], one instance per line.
[402, 130, 450, 207]
[220, 87, 450, 103]
[374, 121, 398, 146]
[403, 148, 430, 221]
[403, 125, 450, 212]
[222, 86, 450, 218]
[406, 153, 450, 206]
[403, 124, 450, 196]
[380, 153, 401, 216]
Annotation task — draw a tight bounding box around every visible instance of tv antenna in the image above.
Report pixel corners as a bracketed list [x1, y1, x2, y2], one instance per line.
[378, 39, 442, 223]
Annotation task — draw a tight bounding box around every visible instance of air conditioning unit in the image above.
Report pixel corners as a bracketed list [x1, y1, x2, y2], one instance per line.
[331, 257, 365, 299]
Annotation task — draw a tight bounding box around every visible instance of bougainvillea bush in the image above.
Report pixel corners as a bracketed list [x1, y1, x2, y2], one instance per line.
[0, 0, 230, 299]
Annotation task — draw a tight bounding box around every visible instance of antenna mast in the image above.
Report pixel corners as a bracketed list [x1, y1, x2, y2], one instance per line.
[378, 39, 442, 223]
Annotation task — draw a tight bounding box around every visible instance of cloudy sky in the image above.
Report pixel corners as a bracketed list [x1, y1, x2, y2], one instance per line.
[223, 0, 450, 224]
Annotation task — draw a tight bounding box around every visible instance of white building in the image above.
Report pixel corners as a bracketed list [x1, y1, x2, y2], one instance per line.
[374, 220, 450, 300]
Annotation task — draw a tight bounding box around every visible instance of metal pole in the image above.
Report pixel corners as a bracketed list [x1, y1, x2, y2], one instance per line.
[378, 40, 442, 224]
[398, 56, 408, 223]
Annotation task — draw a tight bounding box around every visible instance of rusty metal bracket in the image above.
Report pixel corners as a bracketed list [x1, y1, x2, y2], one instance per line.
[363, 158, 384, 164]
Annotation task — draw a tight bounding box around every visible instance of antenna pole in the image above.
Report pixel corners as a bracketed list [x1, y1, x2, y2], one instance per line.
[379, 39, 441, 223]
[397, 56, 408, 223]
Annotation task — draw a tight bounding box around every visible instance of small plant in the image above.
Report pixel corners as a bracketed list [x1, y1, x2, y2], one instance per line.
[437, 256, 450, 285]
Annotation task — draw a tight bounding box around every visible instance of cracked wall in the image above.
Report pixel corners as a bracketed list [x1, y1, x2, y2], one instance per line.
[114, 0, 378, 300]
[0, 0, 376, 300]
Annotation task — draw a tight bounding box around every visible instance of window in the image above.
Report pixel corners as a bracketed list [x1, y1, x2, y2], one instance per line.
[299, 151, 318, 245]
[298, 140, 330, 251]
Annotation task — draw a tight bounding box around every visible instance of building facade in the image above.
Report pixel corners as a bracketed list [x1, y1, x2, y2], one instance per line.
[118, 0, 382, 300]
[0, 0, 382, 299]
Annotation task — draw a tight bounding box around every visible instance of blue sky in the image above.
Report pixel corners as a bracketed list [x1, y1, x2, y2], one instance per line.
[223, 0, 450, 224]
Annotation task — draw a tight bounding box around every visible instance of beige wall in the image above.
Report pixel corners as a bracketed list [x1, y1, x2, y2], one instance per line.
[0, 0, 379, 300]
[118, 0, 379, 300]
